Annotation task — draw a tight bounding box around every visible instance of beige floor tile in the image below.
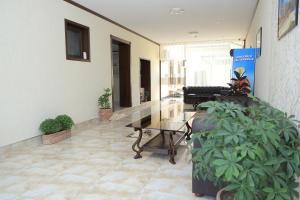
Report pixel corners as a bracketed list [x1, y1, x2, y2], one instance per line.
[0, 100, 214, 200]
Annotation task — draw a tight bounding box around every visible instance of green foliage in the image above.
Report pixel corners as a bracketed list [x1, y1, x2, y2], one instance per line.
[228, 71, 251, 95]
[39, 119, 62, 135]
[98, 88, 112, 109]
[40, 115, 74, 135]
[55, 115, 74, 130]
[192, 100, 300, 200]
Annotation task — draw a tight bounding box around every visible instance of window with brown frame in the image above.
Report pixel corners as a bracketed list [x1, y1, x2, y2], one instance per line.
[65, 19, 90, 62]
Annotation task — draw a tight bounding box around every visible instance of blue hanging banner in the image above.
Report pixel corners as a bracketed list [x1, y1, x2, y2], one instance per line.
[232, 48, 256, 95]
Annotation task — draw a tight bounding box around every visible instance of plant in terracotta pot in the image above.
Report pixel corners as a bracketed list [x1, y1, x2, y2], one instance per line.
[193, 100, 300, 200]
[40, 114, 74, 144]
[98, 88, 113, 121]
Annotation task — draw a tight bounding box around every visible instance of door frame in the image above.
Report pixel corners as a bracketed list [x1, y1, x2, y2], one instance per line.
[110, 35, 132, 111]
[139, 58, 151, 104]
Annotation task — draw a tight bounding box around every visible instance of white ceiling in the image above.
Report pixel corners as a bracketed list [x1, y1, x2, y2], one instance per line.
[73, 0, 259, 44]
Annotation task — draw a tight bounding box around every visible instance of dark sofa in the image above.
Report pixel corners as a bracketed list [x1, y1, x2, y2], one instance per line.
[183, 86, 230, 104]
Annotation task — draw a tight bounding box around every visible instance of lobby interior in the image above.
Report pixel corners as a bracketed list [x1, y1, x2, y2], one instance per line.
[1, 0, 300, 199]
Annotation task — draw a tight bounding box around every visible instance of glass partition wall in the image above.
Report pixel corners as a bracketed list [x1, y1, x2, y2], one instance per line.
[160, 45, 186, 99]
[160, 41, 243, 99]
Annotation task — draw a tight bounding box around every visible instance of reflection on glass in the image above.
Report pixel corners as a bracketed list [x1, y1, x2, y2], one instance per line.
[127, 102, 195, 131]
[67, 30, 81, 57]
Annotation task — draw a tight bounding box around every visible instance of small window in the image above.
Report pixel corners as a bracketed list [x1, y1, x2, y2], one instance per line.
[65, 19, 90, 61]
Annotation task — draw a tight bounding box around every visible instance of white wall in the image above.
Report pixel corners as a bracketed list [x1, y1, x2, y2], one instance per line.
[246, 0, 273, 101]
[246, 0, 300, 119]
[0, 0, 160, 147]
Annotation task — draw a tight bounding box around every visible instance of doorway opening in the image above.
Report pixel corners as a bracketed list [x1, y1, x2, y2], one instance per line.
[111, 36, 132, 111]
[140, 59, 151, 103]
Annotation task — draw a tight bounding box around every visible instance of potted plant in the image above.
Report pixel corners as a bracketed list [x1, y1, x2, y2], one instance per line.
[192, 100, 300, 200]
[40, 114, 74, 145]
[98, 88, 113, 121]
[228, 70, 251, 95]
[217, 70, 252, 106]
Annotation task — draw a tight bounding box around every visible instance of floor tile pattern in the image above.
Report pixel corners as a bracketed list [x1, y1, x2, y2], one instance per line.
[0, 100, 213, 200]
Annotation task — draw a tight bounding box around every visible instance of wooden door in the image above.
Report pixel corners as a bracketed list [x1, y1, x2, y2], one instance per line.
[140, 59, 151, 102]
[119, 43, 132, 107]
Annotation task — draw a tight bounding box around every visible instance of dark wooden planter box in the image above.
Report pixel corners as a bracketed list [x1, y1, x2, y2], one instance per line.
[192, 117, 222, 196]
[193, 176, 220, 197]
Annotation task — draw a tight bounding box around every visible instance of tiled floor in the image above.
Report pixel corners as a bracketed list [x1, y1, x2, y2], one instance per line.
[0, 100, 213, 200]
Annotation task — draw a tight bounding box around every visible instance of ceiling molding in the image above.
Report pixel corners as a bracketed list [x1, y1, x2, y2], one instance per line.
[70, 0, 258, 44]
[161, 38, 244, 46]
[63, 0, 160, 46]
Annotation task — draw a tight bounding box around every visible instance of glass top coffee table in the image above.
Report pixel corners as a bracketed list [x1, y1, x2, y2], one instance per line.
[127, 107, 196, 164]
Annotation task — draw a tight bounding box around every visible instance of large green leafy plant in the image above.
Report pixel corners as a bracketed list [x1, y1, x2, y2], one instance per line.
[192, 100, 300, 200]
[98, 88, 112, 109]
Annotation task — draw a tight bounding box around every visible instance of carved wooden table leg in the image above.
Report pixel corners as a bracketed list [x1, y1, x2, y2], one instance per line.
[185, 121, 192, 140]
[132, 128, 143, 159]
[168, 131, 176, 164]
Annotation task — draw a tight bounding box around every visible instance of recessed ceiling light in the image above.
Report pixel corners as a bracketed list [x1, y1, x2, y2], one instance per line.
[170, 8, 185, 15]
